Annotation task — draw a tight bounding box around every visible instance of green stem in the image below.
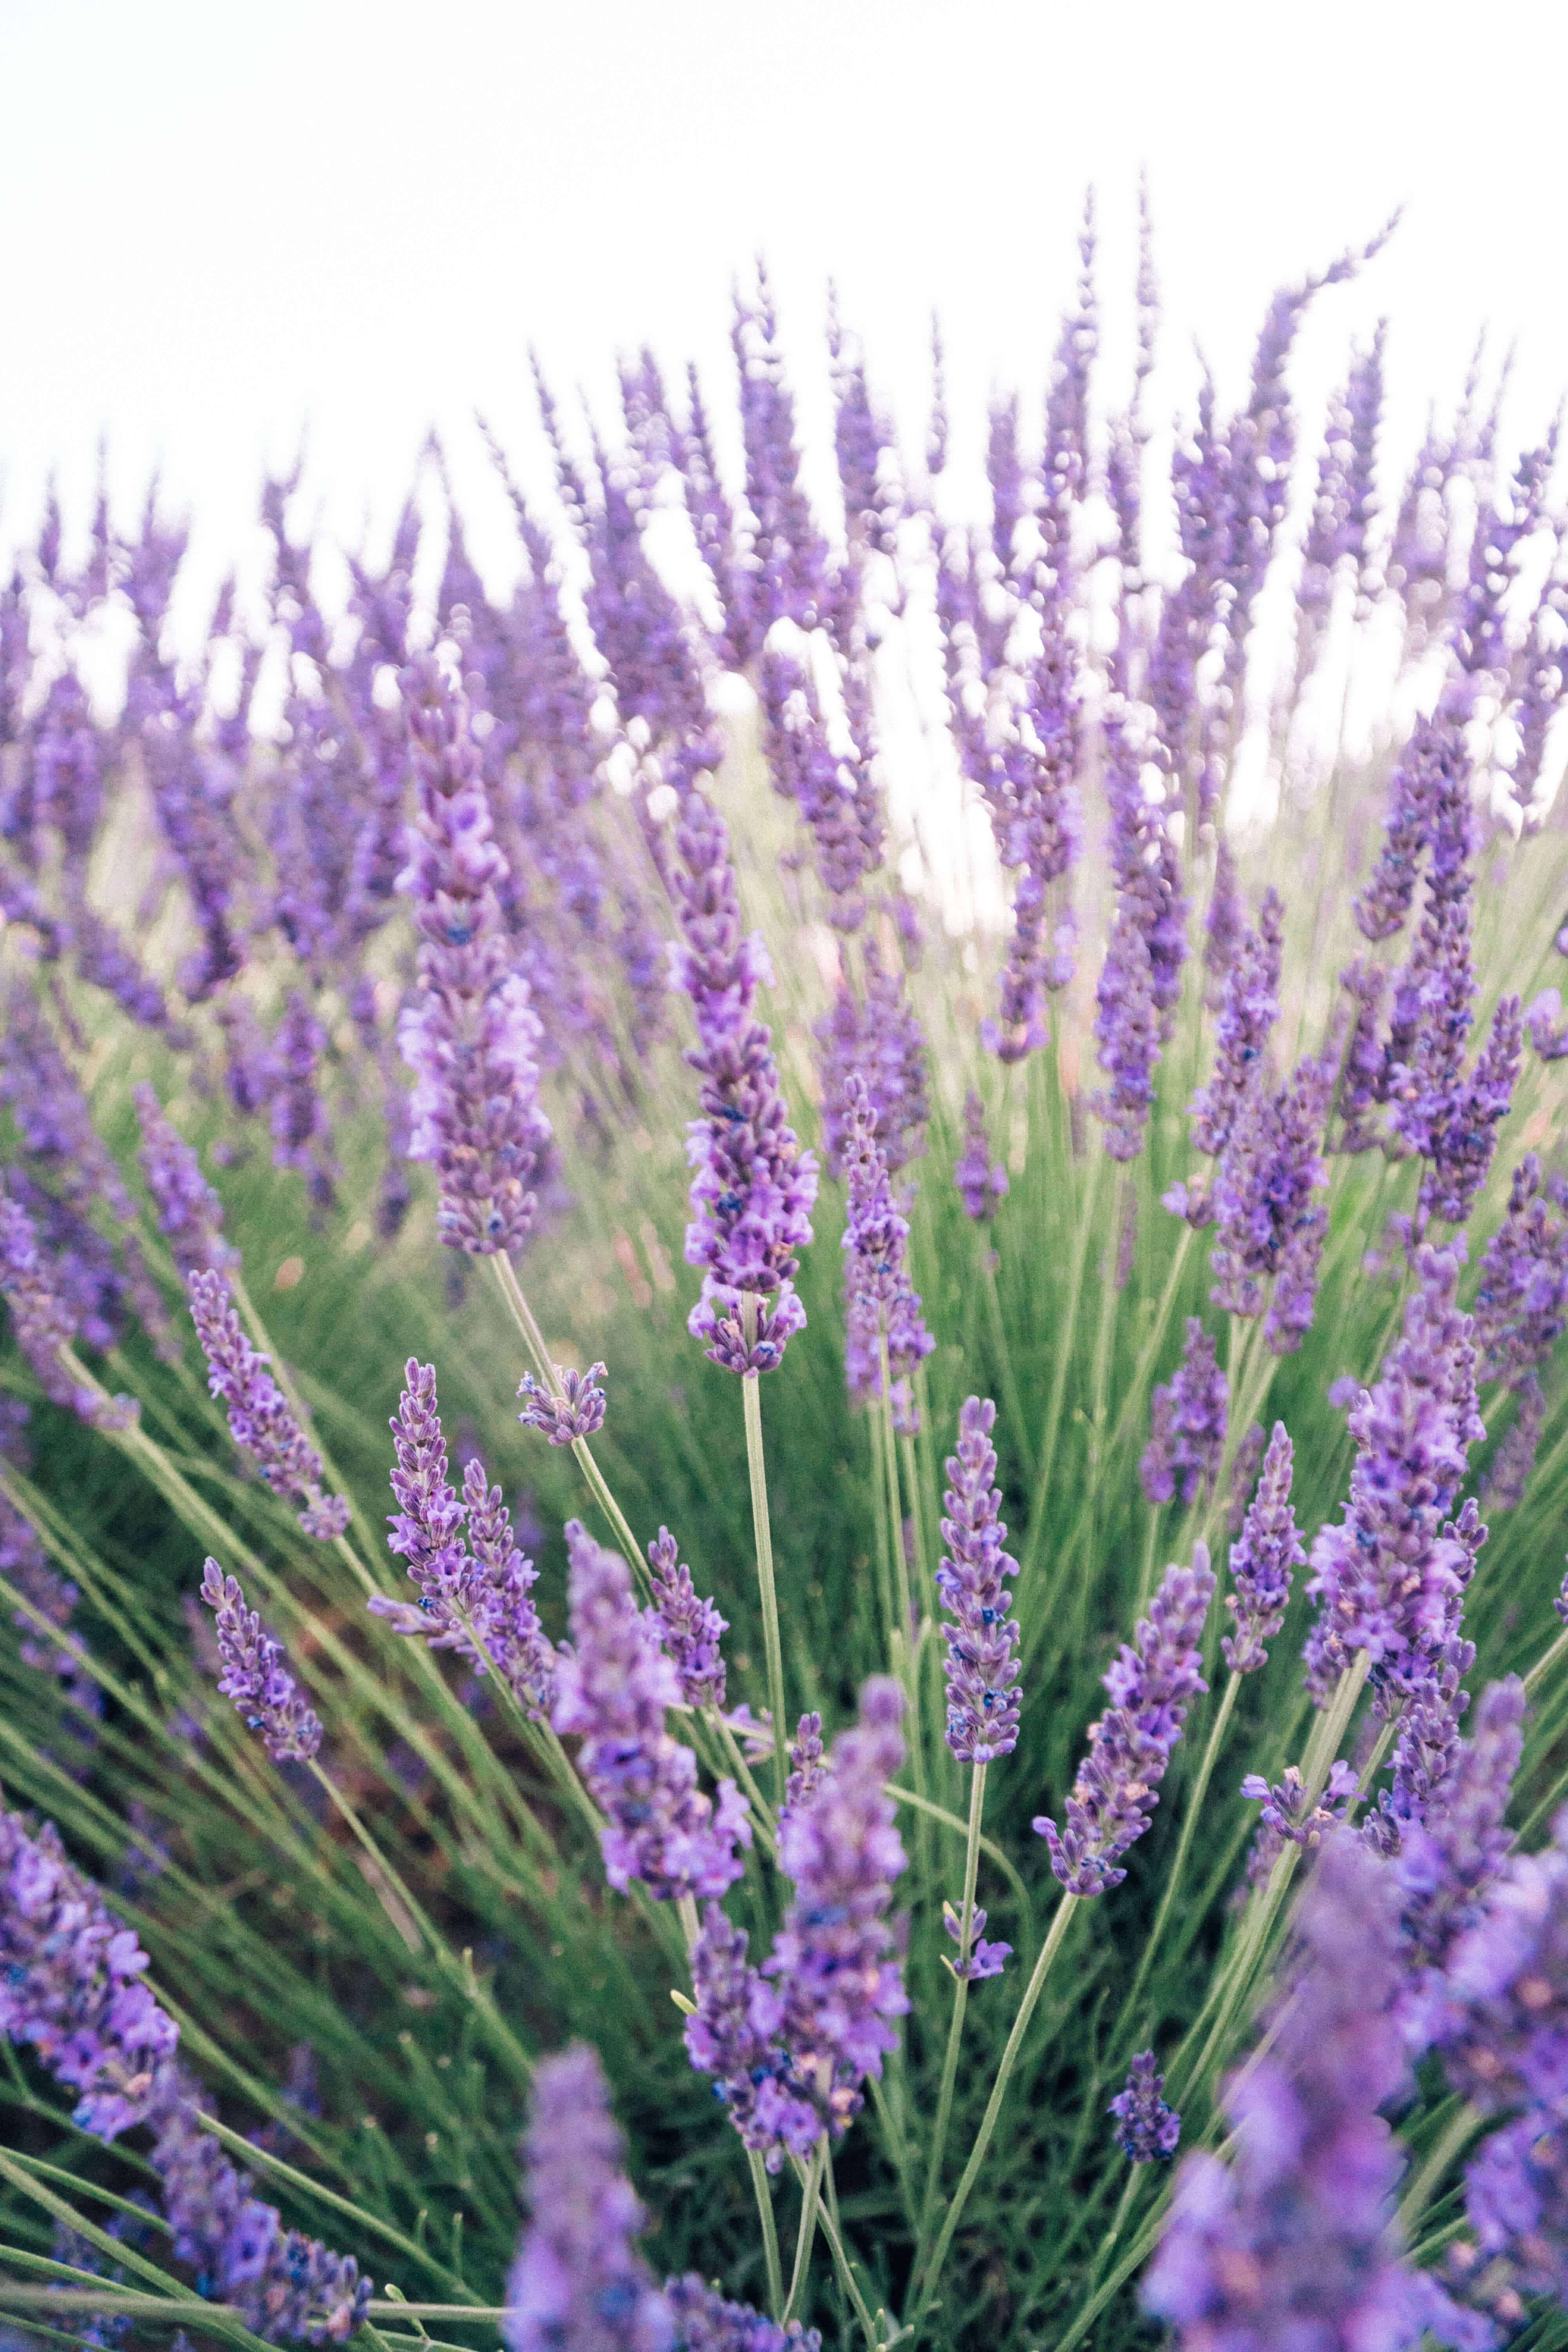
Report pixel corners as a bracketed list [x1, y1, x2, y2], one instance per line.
[791, 2158, 883, 2352]
[1397, 2101, 1483, 2236]
[748, 2147, 785, 2320]
[907, 1892, 1079, 2333]
[785, 2141, 826, 2323]
[740, 1296, 790, 1807]
[1115, 1670, 1241, 2040]
[914, 1764, 986, 2262]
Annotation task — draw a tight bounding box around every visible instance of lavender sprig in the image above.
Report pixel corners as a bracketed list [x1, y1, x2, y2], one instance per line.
[673, 788, 818, 1374]
[553, 1520, 750, 1902]
[1222, 1421, 1303, 1672]
[518, 1361, 607, 1445]
[188, 1269, 350, 1540]
[840, 1073, 933, 1432]
[133, 1087, 235, 1279]
[647, 1527, 728, 1710]
[954, 1089, 1008, 1222]
[501, 2043, 673, 2352]
[199, 1560, 322, 1763]
[935, 1396, 1021, 1764]
[1109, 2051, 1180, 2163]
[1034, 1548, 1215, 1897]
[396, 653, 552, 1257]
[1140, 1319, 1228, 1508]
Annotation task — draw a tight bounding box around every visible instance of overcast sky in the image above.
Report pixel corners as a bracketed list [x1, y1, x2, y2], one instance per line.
[2, 0, 1566, 618]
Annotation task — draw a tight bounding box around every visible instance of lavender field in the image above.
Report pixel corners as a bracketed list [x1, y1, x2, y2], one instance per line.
[1, 204, 1568, 2352]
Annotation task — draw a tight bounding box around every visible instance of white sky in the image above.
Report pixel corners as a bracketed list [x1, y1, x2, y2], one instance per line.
[2, 0, 1566, 621]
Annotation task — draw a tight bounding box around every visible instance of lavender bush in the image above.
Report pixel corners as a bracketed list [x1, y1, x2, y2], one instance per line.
[1, 213, 1568, 2352]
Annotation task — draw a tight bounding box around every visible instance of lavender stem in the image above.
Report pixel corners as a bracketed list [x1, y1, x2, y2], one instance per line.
[915, 1759, 987, 2261]
[788, 2152, 880, 2351]
[1114, 1669, 1241, 2039]
[1019, 1148, 1104, 1591]
[784, 2140, 826, 2323]
[491, 1254, 646, 1581]
[740, 1293, 789, 1806]
[746, 2147, 785, 2319]
[909, 1891, 1080, 2332]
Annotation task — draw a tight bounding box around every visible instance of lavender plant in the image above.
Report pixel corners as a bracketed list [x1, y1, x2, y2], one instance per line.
[2, 212, 1568, 2352]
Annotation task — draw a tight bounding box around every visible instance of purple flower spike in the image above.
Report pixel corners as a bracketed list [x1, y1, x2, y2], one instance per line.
[518, 1361, 607, 1446]
[1143, 1832, 1451, 2352]
[553, 1521, 750, 1902]
[935, 1396, 1022, 1764]
[647, 1528, 728, 1710]
[149, 2063, 372, 2343]
[200, 1559, 323, 1764]
[0, 1806, 178, 2140]
[1209, 1038, 1338, 1354]
[1109, 2051, 1180, 2163]
[1240, 1759, 1358, 1851]
[502, 2043, 673, 2352]
[764, 1676, 910, 2140]
[780, 1711, 826, 1828]
[942, 1900, 1011, 1982]
[673, 787, 818, 1375]
[1190, 889, 1283, 1158]
[133, 1087, 236, 1279]
[1387, 1674, 1525, 2043]
[1140, 1320, 1228, 1508]
[663, 2272, 820, 2352]
[188, 1269, 350, 1541]
[955, 1090, 1009, 1221]
[840, 1073, 934, 1432]
[1223, 1422, 1303, 1673]
[1474, 1155, 1568, 1388]
[1034, 1547, 1215, 1897]
[684, 1903, 818, 2171]
[814, 938, 928, 1178]
[1091, 697, 1188, 1161]
[396, 652, 553, 1258]
[1304, 1243, 1483, 1705]
[1334, 958, 1390, 1154]
[372, 1361, 556, 1719]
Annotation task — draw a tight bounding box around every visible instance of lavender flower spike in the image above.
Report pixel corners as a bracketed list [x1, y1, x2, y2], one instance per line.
[502, 2042, 673, 2352]
[397, 653, 552, 1257]
[764, 1676, 910, 2140]
[1109, 2051, 1180, 2163]
[840, 1073, 935, 1432]
[1222, 1421, 1303, 1672]
[372, 1361, 556, 1719]
[149, 2063, 371, 2343]
[552, 1521, 750, 1902]
[200, 1560, 323, 1763]
[1034, 1546, 1215, 1896]
[673, 787, 818, 1375]
[188, 1269, 350, 1540]
[518, 1361, 607, 1446]
[133, 1086, 235, 1279]
[954, 1089, 1009, 1221]
[935, 1396, 1022, 1763]
[1143, 1832, 1454, 2350]
[684, 1902, 819, 2169]
[1140, 1319, 1228, 1508]
[0, 1805, 178, 2138]
[1303, 1242, 1483, 1704]
[647, 1527, 728, 1710]
[663, 2272, 819, 2352]
[0, 1191, 136, 1429]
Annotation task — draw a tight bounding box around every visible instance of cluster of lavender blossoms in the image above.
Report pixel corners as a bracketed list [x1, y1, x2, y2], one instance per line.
[200, 1559, 323, 1762]
[503, 2043, 818, 2352]
[839, 1072, 934, 1429]
[371, 1358, 555, 1716]
[673, 788, 818, 1376]
[188, 1269, 350, 1539]
[553, 1521, 749, 1901]
[685, 1679, 909, 2161]
[396, 653, 553, 1257]
[935, 1396, 1022, 1764]
[1140, 1317, 1229, 1506]
[0, 1806, 368, 2341]
[1035, 1547, 1215, 1895]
